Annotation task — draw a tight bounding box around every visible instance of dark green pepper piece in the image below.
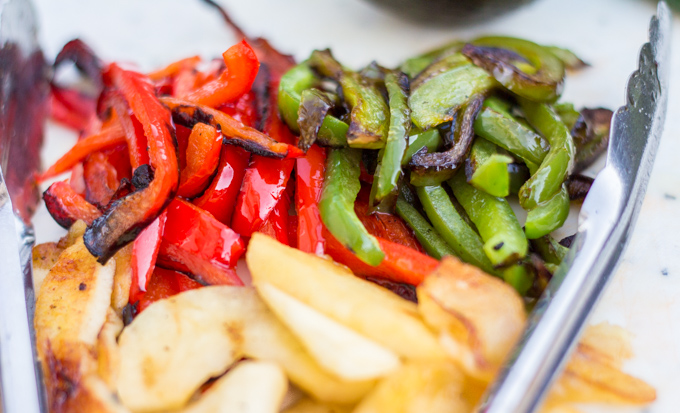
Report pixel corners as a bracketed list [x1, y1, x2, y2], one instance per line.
[402, 129, 441, 167]
[370, 71, 411, 209]
[416, 185, 498, 275]
[464, 137, 513, 198]
[553, 102, 580, 130]
[571, 108, 613, 173]
[448, 172, 528, 267]
[297, 88, 334, 152]
[409, 54, 495, 130]
[464, 36, 566, 102]
[517, 98, 575, 210]
[310, 50, 389, 149]
[508, 163, 531, 195]
[524, 184, 570, 239]
[395, 196, 455, 260]
[319, 148, 384, 266]
[530, 235, 569, 265]
[400, 41, 465, 79]
[278, 62, 348, 147]
[545, 46, 589, 71]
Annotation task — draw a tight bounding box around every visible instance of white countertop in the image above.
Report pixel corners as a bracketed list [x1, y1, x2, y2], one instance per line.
[31, 0, 680, 411]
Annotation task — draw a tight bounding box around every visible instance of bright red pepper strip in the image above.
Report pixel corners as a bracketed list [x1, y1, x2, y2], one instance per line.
[39, 119, 125, 182]
[191, 91, 256, 224]
[177, 123, 223, 198]
[129, 211, 167, 305]
[158, 199, 245, 286]
[147, 55, 201, 81]
[296, 144, 326, 255]
[324, 229, 438, 286]
[49, 85, 97, 132]
[137, 267, 203, 313]
[43, 180, 102, 228]
[259, 188, 291, 246]
[185, 41, 259, 108]
[84, 64, 179, 263]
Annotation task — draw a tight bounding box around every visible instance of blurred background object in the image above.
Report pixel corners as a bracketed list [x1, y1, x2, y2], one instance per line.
[362, 0, 536, 25]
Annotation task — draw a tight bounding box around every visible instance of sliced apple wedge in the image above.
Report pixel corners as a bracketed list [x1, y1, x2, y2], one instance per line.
[247, 233, 445, 360]
[257, 282, 400, 381]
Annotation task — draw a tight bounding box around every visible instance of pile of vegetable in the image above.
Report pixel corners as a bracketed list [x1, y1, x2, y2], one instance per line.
[40, 2, 612, 315]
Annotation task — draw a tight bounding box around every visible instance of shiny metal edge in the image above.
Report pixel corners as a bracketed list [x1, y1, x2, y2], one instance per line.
[479, 2, 671, 412]
[0, 169, 43, 413]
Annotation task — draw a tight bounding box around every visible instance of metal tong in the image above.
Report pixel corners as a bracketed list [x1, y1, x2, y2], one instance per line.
[480, 2, 671, 412]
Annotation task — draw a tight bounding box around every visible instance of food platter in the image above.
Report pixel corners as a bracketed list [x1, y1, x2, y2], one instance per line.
[2, 0, 676, 410]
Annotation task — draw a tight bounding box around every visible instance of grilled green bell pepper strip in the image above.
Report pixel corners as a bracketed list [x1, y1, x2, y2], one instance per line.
[395, 196, 455, 260]
[463, 36, 566, 102]
[524, 184, 570, 239]
[409, 54, 496, 130]
[501, 263, 534, 296]
[416, 185, 497, 275]
[530, 235, 569, 266]
[465, 137, 513, 197]
[517, 98, 575, 210]
[310, 50, 389, 149]
[448, 172, 528, 267]
[278, 62, 348, 147]
[508, 163, 531, 195]
[402, 129, 441, 167]
[545, 46, 588, 71]
[297, 88, 335, 152]
[319, 148, 384, 266]
[473, 104, 548, 170]
[370, 71, 411, 208]
[400, 41, 465, 79]
[553, 102, 580, 130]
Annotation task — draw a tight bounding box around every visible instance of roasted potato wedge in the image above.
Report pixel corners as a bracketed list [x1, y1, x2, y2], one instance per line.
[34, 236, 118, 412]
[32, 241, 63, 295]
[283, 398, 352, 413]
[257, 282, 400, 381]
[352, 360, 469, 413]
[181, 361, 287, 413]
[111, 244, 132, 315]
[118, 286, 374, 411]
[417, 256, 526, 381]
[247, 233, 445, 360]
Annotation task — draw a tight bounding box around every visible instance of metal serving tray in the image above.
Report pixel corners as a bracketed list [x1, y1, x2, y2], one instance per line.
[0, 1, 671, 412]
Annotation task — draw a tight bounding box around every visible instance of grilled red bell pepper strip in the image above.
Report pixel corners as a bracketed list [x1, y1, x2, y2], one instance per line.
[83, 152, 119, 209]
[177, 123, 223, 198]
[325, 229, 438, 286]
[84, 64, 180, 262]
[157, 199, 245, 286]
[161, 97, 302, 159]
[354, 197, 423, 252]
[49, 84, 97, 131]
[258, 187, 291, 246]
[39, 118, 125, 181]
[185, 41, 259, 107]
[137, 267, 203, 313]
[147, 55, 201, 81]
[129, 211, 167, 304]
[191, 92, 256, 224]
[43, 180, 102, 228]
[231, 63, 297, 236]
[295, 143, 326, 255]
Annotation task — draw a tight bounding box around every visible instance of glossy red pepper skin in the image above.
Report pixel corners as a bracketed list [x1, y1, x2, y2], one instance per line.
[192, 92, 256, 224]
[39, 119, 125, 182]
[230, 63, 297, 237]
[84, 64, 179, 263]
[43, 181, 102, 228]
[129, 211, 167, 305]
[185, 41, 260, 108]
[259, 187, 291, 246]
[137, 267, 202, 313]
[158, 199, 245, 286]
[177, 123, 223, 198]
[324, 230, 438, 286]
[354, 194, 424, 252]
[295, 144, 326, 255]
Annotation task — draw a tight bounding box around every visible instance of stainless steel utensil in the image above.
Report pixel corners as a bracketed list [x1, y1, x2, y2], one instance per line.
[0, 0, 48, 412]
[480, 2, 672, 412]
